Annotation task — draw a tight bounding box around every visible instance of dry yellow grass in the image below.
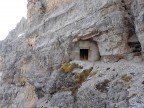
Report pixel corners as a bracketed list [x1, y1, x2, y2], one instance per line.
[76, 67, 93, 85]
[61, 63, 82, 73]
[121, 74, 132, 82]
[88, 71, 97, 78]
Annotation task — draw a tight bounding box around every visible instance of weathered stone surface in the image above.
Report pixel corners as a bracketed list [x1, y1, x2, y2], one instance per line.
[26, 0, 141, 56]
[70, 40, 100, 62]
[0, 0, 144, 107]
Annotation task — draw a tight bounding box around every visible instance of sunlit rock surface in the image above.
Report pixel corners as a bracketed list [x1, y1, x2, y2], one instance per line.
[0, 0, 144, 108]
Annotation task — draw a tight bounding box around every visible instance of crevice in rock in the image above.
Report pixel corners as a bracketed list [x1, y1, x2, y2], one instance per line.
[127, 17, 142, 54]
[35, 87, 45, 99]
[121, 0, 128, 10]
[128, 42, 141, 53]
[124, 0, 141, 55]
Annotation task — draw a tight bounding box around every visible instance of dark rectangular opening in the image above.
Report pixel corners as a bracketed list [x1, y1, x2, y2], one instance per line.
[80, 49, 88, 60]
[128, 42, 141, 52]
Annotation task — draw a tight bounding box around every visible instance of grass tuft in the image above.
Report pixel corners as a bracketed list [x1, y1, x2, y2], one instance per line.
[71, 67, 93, 96]
[88, 71, 97, 78]
[76, 67, 93, 85]
[61, 63, 82, 73]
[121, 74, 132, 82]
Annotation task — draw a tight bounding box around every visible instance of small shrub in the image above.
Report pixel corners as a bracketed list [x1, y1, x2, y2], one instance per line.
[76, 67, 93, 85]
[71, 85, 80, 96]
[142, 81, 144, 84]
[78, 65, 83, 69]
[121, 74, 132, 82]
[71, 67, 93, 96]
[61, 63, 80, 73]
[88, 71, 97, 78]
[96, 79, 110, 92]
[129, 93, 137, 99]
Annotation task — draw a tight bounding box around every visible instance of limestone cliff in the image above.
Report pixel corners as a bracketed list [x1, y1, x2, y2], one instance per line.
[0, 0, 144, 108]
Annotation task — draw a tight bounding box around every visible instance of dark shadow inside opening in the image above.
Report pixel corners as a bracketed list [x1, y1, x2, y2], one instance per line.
[128, 42, 142, 56]
[128, 42, 141, 53]
[80, 49, 88, 60]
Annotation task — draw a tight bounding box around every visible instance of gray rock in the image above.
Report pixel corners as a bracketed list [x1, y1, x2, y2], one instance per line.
[0, 0, 144, 107]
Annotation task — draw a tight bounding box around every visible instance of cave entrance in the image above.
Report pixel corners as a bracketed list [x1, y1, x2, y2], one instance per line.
[80, 49, 89, 60]
[128, 42, 141, 53]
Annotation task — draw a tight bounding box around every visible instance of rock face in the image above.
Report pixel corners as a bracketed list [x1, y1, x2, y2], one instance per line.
[0, 0, 144, 108]
[26, 0, 143, 56]
[70, 40, 100, 62]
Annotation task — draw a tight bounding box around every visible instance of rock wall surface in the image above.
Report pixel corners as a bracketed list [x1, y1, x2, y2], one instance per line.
[0, 0, 144, 108]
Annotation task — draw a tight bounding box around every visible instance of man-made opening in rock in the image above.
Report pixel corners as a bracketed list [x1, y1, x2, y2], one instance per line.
[128, 34, 142, 55]
[80, 49, 89, 60]
[70, 40, 100, 62]
[128, 42, 141, 53]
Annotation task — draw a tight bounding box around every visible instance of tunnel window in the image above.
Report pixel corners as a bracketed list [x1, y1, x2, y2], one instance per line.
[80, 49, 88, 60]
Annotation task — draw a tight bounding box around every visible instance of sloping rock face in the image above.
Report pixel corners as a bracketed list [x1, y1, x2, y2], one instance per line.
[0, 0, 144, 108]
